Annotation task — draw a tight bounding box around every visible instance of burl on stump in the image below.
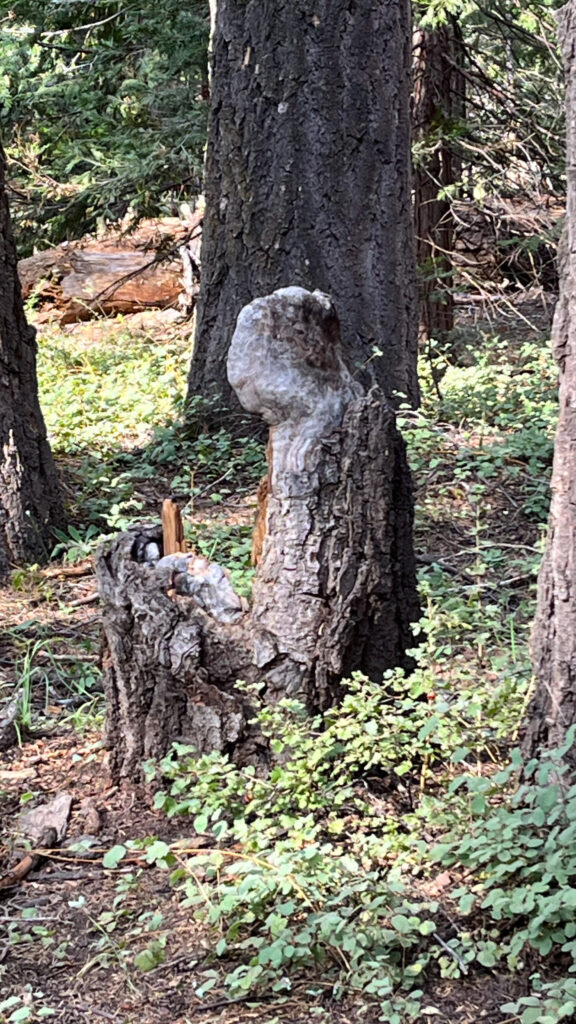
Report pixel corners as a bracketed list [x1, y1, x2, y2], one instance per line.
[97, 287, 419, 781]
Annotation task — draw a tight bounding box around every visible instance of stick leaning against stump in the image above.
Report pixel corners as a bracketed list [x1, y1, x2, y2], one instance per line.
[97, 287, 420, 781]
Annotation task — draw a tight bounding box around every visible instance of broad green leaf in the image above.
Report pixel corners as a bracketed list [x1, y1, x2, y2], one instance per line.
[103, 845, 127, 869]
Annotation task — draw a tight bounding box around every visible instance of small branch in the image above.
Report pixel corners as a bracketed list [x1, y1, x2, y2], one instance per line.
[433, 931, 469, 974]
[0, 828, 58, 893]
[35, 652, 98, 663]
[41, 563, 93, 580]
[44, 9, 128, 37]
[67, 593, 99, 608]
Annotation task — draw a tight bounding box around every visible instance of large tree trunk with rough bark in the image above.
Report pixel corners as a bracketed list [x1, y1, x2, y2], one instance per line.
[523, 0, 576, 766]
[413, 17, 464, 346]
[187, 0, 418, 415]
[99, 288, 419, 781]
[0, 146, 64, 574]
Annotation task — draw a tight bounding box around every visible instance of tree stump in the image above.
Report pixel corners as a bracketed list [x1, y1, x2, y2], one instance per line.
[97, 287, 419, 781]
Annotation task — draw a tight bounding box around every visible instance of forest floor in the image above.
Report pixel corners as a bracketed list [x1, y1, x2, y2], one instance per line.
[0, 292, 560, 1024]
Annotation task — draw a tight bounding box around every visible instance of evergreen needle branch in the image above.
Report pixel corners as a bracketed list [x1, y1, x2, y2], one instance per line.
[44, 8, 129, 37]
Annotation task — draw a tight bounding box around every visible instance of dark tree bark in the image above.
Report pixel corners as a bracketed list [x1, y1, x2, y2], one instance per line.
[0, 146, 64, 574]
[99, 288, 419, 781]
[413, 17, 464, 346]
[187, 0, 418, 414]
[523, 0, 576, 766]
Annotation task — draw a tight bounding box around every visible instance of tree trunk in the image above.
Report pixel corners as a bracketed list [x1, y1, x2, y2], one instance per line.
[413, 17, 464, 346]
[0, 146, 64, 574]
[99, 287, 419, 781]
[187, 0, 418, 415]
[523, 0, 576, 766]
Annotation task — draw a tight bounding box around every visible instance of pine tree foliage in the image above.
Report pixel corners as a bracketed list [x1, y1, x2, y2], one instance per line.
[417, 0, 564, 189]
[0, 0, 210, 254]
[415, 0, 565, 293]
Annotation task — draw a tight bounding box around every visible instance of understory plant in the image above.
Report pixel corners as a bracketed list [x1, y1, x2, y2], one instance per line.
[144, 664, 530, 1015]
[435, 727, 576, 1024]
[144, 691, 576, 1021]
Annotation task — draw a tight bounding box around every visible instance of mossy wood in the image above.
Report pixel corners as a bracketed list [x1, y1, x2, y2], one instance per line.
[98, 288, 419, 781]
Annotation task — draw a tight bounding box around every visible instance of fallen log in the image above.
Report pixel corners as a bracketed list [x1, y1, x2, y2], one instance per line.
[18, 214, 203, 322]
[97, 287, 420, 781]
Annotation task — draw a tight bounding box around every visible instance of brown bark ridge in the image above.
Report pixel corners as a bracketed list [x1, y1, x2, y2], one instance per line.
[187, 0, 418, 416]
[98, 287, 419, 781]
[413, 17, 465, 346]
[0, 146, 64, 574]
[523, 0, 576, 766]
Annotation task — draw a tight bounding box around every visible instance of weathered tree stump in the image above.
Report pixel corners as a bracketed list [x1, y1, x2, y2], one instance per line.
[97, 288, 419, 781]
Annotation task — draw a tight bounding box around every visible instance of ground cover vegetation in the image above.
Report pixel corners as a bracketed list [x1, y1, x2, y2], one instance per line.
[0, 299, 564, 1023]
[0, 0, 574, 1021]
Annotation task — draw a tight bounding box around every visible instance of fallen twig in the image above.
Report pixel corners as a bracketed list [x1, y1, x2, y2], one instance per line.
[73, 1003, 121, 1021]
[67, 593, 99, 608]
[41, 563, 94, 580]
[0, 827, 57, 893]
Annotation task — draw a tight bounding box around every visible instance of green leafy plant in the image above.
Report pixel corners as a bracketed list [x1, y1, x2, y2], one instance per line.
[143, 670, 517, 1008]
[51, 524, 102, 563]
[435, 729, 576, 1019]
[501, 975, 576, 1024]
[37, 325, 266, 538]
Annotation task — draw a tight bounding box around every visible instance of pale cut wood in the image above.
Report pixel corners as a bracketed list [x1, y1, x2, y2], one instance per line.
[97, 288, 419, 780]
[161, 499, 184, 555]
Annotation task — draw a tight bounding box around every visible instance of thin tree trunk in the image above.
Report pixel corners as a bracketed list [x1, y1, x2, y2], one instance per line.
[0, 146, 64, 573]
[413, 17, 464, 346]
[523, 0, 576, 765]
[188, 0, 418, 415]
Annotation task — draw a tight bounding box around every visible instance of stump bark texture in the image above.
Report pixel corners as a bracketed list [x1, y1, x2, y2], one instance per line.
[98, 288, 419, 780]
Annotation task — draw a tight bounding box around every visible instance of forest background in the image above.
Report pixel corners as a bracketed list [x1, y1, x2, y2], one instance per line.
[0, 2, 574, 1024]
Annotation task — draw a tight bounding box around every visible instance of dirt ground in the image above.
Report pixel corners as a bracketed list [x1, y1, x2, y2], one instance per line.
[0, 722, 533, 1024]
[0, 292, 556, 1023]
